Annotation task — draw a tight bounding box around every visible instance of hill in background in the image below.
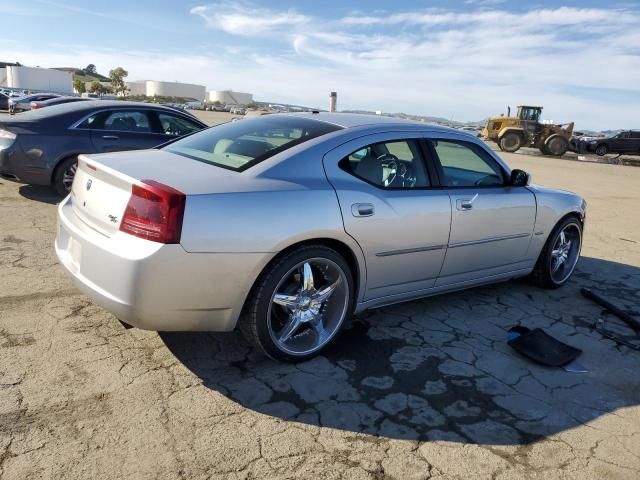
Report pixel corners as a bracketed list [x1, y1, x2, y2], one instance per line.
[53, 67, 109, 83]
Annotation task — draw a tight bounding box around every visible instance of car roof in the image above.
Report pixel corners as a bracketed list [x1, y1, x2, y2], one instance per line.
[281, 111, 459, 133]
[12, 100, 208, 124]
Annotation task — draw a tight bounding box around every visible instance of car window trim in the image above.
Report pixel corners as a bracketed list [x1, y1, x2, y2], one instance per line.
[425, 138, 509, 189]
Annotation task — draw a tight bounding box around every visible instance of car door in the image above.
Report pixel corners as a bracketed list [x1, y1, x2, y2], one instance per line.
[617, 131, 635, 153]
[87, 109, 163, 152]
[323, 132, 451, 300]
[426, 136, 537, 287]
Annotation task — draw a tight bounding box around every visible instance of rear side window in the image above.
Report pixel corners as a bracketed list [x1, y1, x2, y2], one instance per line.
[340, 139, 430, 189]
[431, 140, 505, 187]
[76, 110, 152, 132]
[165, 116, 342, 171]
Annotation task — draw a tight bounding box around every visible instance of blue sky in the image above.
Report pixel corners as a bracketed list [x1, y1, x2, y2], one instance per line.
[2, 0, 640, 129]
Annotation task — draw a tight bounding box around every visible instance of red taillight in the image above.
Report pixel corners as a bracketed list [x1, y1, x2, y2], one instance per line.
[119, 180, 185, 244]
[30, 103, 41, 109]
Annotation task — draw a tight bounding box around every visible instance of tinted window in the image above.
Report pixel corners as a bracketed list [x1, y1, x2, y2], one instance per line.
[157, 113, 202, 136]
[432, 140, 504, 187]
[78, 110, 151, 132]
[165, 116, 341, 171]
[341, 139, 430, 189]
[103, 111, 150, 132]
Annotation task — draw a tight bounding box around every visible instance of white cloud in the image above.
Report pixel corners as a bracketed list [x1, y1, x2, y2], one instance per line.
[4, 4, 639, 130]
[190, 2, 309, 36]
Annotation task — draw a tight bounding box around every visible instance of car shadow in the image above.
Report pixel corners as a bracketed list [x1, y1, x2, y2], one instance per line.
[161, 256, 640, 445]
[18, 184, 60, 204]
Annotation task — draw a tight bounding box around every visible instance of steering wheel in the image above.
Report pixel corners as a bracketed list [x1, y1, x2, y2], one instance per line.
[377, 153, 418, 187]
[396, 162, 417, 187]
[376, 153, 398, 186]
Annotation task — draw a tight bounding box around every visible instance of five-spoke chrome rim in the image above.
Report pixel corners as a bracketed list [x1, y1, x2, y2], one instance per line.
[550, 223, 581, 283]
[267, 258, 349, 356]
[62, 162, 77, 192]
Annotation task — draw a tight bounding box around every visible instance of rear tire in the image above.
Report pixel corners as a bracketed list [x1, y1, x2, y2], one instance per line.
[499, 132, 522, 153]
[530, 216, 582, 289]
[546, 136, 569, 156]
[595, 144, 608, 156]
[52, 157, 78, 197]
[238, 245, 354, 362]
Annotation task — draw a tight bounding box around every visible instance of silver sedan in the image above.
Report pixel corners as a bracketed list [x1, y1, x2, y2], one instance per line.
[55, 113, 586, 361]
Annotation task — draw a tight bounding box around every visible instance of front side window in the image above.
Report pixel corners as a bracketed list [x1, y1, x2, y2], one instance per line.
[158, 113, 202, 136]
[165, 116, 341, 171]
[432, 140, 505, 187]
[340, 139, 430, 189]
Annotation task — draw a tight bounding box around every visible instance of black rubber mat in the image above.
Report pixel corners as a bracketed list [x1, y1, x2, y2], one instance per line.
[508, 326, 582, 367]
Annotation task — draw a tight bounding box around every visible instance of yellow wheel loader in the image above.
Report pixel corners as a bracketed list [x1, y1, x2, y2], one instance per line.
[481, 105, 574, 156]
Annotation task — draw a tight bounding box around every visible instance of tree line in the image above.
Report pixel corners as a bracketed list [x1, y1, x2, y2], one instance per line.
[72, 64, 129, 96]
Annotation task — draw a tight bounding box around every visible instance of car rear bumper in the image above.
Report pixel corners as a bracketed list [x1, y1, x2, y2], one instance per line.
[55, 196, 272, 332]
[0, 146, 49, 185]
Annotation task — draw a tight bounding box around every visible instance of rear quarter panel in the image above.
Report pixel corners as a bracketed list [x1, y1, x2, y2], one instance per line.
[12, 114, 94, 183]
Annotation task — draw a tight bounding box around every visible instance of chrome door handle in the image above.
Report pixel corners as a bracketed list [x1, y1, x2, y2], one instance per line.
[456, 193, 478, 211]
[352, 203, 375, 217]
[102, 135, 119, 140]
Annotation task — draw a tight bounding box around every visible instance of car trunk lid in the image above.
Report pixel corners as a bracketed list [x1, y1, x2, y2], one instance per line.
[71, 156, 136, 237]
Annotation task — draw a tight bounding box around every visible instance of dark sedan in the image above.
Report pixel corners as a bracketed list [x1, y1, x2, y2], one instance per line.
[30, 96, 92, 110]
[9, 93, 60, 113]
[588, 130, 640, 156]
[0, 101, 208, 195]
[0, 92, 9, 111]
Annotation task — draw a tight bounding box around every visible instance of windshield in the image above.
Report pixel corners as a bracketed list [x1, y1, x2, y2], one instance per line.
[164, 115, 342, 171]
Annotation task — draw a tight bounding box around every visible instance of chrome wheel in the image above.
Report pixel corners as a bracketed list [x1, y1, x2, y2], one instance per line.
[267, 258, 349, 356]
[550, 224, 581, 283]
[61, 162, 77, 192]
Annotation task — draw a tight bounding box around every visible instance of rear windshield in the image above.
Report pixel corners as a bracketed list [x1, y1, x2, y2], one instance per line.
[164, 115, 342, 171]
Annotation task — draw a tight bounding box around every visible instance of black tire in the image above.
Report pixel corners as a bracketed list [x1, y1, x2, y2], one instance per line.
[595, 144, 608, 156]
[546, 135, 569, 156]
[530, 216, 582, 289]
[499, 132, 522, 153]
[238, 245, 355, 362]
[539, 144, 551, 156]
[52, 157, 78, 197]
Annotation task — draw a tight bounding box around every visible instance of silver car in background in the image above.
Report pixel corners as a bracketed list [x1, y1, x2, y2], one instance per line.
[55, 113, 585, 361]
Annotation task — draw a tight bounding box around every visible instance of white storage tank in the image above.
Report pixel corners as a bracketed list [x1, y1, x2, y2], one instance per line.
[208, 90, 253, 105]
[4, 66, 72, 93]
[145, 81, 205, 101]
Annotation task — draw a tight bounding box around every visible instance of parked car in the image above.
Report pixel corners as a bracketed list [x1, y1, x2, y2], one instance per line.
[588, 130, 640, 156]
[0, 92, 9, 111]
[0, 100, 208, 195]
[54, 113, 586, 362]
[8, 93, 60, 113]
[30, 96, 91, 110]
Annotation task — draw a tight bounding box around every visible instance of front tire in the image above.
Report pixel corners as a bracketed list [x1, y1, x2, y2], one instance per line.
[546, 135, 569, 156]
[499, 132, 522, 153]
[52, 157, 78, 197]
[239, 245, 354, 362]
[530, 216, 582, 289]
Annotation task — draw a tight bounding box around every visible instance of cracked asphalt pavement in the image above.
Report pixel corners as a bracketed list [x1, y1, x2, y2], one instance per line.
[1, 152, 640, 479]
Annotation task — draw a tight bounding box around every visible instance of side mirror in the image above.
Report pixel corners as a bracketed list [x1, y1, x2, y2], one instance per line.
[510, 169, 530, 187]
